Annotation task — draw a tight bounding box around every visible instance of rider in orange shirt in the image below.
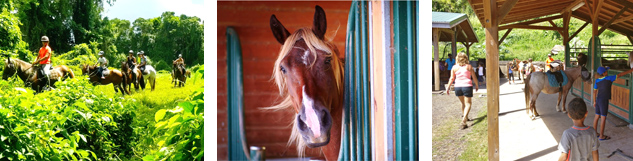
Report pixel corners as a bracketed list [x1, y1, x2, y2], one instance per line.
[33, 36, 52, 88]
[546, 53, 554, 72]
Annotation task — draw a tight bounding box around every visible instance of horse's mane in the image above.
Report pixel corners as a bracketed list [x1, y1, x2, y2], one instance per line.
[5, 58, 32, 69]
[264, 28, 344, 157]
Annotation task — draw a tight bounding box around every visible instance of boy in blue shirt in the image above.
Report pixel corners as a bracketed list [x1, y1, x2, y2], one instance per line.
[593, 66, 633, 140]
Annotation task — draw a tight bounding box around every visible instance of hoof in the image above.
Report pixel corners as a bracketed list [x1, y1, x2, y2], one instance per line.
[562, 111, 567, 114]
[556, 109, 561, 112]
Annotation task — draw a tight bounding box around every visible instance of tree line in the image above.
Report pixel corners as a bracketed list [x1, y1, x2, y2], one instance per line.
[0, 0, 204, 71]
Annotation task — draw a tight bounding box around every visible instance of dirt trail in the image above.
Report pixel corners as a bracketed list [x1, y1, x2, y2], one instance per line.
[432, 86, 487, 160]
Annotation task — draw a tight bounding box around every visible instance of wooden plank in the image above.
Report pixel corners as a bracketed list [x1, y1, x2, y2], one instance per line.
[598, 6, 629, 35]
[627, 35, 633, 45]
[370, 1, 386, 160]
[509, 15, 563, 26]
[594, 0, 604, 19]
[434, 28, 440, 91]
[584, 0, 594, 19]
[499, 28, 512, 45]
[483, 0, 500, 160]
[560, 0, 585, 13]
[496, 0, 518, 25]
[613, 14, 633, 25]
[499, 24, 563, 31]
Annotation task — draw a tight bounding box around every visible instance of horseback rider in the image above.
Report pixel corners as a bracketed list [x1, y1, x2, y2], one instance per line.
[126, 50, 137, 79]
[138, 51, 147, 73]
[95, 51, 108, 79]
[33, 36, 52, 87]
[174, 54, 185, 73]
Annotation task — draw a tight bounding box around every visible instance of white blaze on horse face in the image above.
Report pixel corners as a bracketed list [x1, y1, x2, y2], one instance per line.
[302, 85, 321, 138]
[302, 50, 310, 65]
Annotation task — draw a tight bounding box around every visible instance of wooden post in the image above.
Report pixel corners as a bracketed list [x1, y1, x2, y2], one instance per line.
[483, 0, 500, 160]
[591, 0, 599, 107]
[452, 29, 458, 57]
[434, 29, 440, 91]
[462, 42, 473, 57]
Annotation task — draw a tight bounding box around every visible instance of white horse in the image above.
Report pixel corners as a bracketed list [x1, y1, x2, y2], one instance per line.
[140, 65, 157, 91]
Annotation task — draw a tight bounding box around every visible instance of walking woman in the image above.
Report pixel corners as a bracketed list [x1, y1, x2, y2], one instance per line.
[446, 52, 479, 129]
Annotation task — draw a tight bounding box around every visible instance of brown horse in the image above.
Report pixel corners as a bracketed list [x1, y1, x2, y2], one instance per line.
[264, 6, 344, 160]
[172, 61, 186, 87]
[121, 62, 143, 92]
[81, 64, 129, 95]
[2, 57, 75, 93]
[524, 54, 591, 119]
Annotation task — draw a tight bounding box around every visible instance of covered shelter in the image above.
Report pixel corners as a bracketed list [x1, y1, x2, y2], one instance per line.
[467, 0, 633, 160]
[432, 12, 479, 91]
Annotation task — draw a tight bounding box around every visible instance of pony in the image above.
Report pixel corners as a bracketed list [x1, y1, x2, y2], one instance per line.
[524, 54, 591, 119]
[121, 61, 143, 92]
[139, 65, 157, 91]
[81, 64, 130, 95]
[172, 61, 186, 87]
[2, 57, 75, 93]
[265, 5, 344, 160]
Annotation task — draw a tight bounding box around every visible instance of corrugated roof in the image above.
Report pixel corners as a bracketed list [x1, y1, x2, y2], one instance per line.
[432, 12, 469, 28]
[432, 12, 479, 43]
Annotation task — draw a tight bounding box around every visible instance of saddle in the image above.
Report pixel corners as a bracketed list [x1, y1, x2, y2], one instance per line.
[546, 70, 568, 92]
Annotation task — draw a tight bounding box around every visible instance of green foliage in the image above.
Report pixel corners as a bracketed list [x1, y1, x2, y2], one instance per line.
[144, 66, 204, 161]
[0, 9, 29, 59]
[0, 76, 135, 160]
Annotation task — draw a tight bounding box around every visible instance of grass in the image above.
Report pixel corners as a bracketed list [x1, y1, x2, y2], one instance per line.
[90, 71, 204, 160]
[458, 107, 489, 161]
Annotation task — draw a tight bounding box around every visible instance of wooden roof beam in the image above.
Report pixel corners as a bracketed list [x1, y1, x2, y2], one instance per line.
[593, 0, 604, 19]
[499, 28, 513, 45]
[505, 15, 563, 26]
[497, 0, 519, 25]
[499, 24, 564, 31]
[584, 0, 594, 19]
[598, 6, 629, 35]
[560, 0, 585, 14]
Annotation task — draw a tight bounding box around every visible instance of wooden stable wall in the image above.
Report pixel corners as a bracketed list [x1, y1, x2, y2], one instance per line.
[217, 1, 350, 160]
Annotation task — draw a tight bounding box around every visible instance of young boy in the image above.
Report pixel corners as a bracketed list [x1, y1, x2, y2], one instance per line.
[558, 98, 599, 161]
[478, 62, 485, 85]
[593, 66, 633, 141]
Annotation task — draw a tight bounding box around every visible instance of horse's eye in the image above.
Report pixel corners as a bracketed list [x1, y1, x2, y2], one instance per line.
[280, 66, 286, 74]
[325, 57, 332, 64]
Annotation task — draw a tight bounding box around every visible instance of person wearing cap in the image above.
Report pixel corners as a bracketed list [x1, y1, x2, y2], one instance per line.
[138, 51, 147, 72]
[546, 54, 554, 72]
[593, 66, 633, 141]
[33, 36, 52, 87]
[126, 50, 137, 79]
[95, 51, 108, 79]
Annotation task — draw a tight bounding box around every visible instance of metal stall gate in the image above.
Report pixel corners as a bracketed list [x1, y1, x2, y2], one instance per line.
[393, 1, 418, 160]
[226, 27, 250, 160]
[339, 1, 418, 160]
[341, 1, 371, 160]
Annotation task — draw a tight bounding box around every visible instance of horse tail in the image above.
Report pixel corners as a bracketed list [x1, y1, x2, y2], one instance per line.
[524, 74, 531, 114]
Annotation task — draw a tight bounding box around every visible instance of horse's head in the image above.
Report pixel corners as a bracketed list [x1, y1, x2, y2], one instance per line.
[2, 57, 16, 80]
[577, 53, 587, 67]
[270, 5, 343, 149]
[580, 66, 592, 83]
[81, 64, 96, 76]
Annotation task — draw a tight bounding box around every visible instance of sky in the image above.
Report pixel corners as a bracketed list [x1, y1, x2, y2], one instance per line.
[102, 0, 206, 22]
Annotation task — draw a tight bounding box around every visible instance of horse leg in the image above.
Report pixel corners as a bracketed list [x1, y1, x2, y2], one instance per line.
[114, 85, 119, 93]
[561, 89, 569, 113]
[556, 93, 563, 112]
[531, 92, 541, 119]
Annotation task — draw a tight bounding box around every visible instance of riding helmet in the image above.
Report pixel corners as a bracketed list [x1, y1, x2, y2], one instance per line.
[41, 36, 49, 42]
[178, 54, 182, 58]
[129, 50, 134, 54]
[98, 51, 104, 56]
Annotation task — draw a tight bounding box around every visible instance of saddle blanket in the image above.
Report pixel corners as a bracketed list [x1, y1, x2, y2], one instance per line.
[546, 71, 568, 87]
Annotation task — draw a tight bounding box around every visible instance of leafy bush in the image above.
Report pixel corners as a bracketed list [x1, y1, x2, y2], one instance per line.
[153, 60, 171, 71]
[0, 76, 137, 160]
[143, 66, 204, 161]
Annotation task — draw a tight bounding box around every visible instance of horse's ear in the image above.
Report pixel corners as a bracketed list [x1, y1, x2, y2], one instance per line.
[270, 15, 291, 45]
[312, 5, 327, 40]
